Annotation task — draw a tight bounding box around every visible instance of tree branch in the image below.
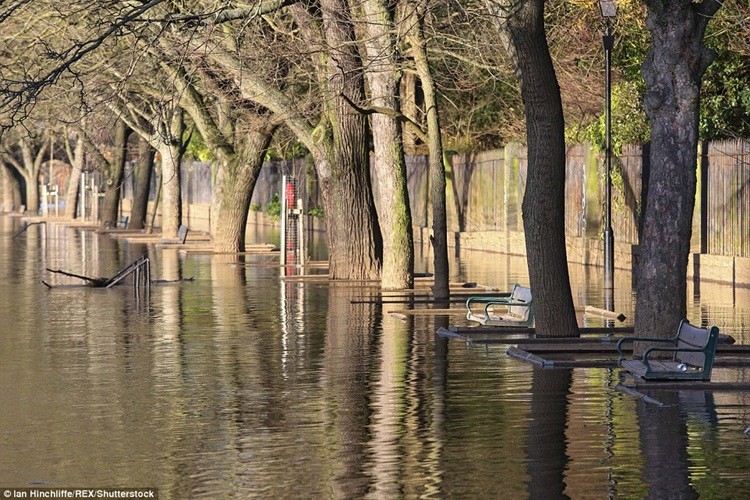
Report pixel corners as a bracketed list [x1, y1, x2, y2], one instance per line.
[339, 92, 428, 143]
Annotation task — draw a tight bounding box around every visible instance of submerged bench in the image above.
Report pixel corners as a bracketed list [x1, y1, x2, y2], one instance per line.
[617, 319, 719, 381]
[465, 283, 534, 327]
[161, 224, 189, 244]
[104, 215, 129, 229]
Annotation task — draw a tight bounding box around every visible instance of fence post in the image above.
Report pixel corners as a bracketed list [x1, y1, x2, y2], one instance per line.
[698, 140, 709, 254]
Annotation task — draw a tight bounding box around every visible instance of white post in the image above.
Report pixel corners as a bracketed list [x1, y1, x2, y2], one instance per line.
[297, 198, 305, 267]
[41, 183, 48, 217]
[280, 175, 288, 269]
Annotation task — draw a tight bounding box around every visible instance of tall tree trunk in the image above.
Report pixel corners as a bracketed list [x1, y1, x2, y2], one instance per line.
[158, 110, 184, 240]
[488, 0, 578, 337]
[635, 0, 721, 340]
[1, 162, 22, 211]
[211, 126, 275, 253]
[408, 2, 449, 299]
[129, 136, 155, 230]
[319, 0, 383, 281]
[316, 148, 382, 280]
[101, 119, 131, 225]
[64, 135, 84, 220]
[358, 0, 414, 290]
[20, 170, 39, 213]
[16, 137, 48, 213]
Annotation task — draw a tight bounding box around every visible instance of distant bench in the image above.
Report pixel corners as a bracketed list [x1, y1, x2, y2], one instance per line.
[465, 283, 534, 327]
[617, 319, 719, 381]
[161, 224, 189, 244]
[104, 215, 129, 229]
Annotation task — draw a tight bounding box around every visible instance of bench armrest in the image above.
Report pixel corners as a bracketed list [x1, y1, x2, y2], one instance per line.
[483, 301, 529, 316]
[616, 336, 675, 360]
[465, 296, 512, 309]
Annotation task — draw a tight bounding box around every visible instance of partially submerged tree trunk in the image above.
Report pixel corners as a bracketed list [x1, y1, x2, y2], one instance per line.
[635, 0, 722, 341]
[211, 126, 276, 253]
[0, 161, 23, 211]
[63, 130, 84, 220]
[157, 109, 184, 240]
[206, 5, 383, 279]
[357, 0, 414, 290]
[101, 119, 132, 225]
[129, 136, 155, 230]
[317, 0, 383, 281]
[2, 137, 49, 213]
[488, 0, 578, 337]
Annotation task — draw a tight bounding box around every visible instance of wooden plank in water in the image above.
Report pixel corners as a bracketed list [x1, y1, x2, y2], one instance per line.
[628, 380, 750, 391]
[351, 295, 504, 305]
[388, 308, 465, 316]
[584, 305, 627, 322]
[281, 274, 332, 281]
[449, 326, 636, 335]
[516, 342, 750, 354]
[466, 336, 622, 345]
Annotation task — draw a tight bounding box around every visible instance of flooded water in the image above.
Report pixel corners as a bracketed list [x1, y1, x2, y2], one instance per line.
[1, 216, 750, 498]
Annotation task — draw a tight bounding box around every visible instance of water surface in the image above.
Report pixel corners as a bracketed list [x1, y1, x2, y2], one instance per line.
[1, 217, 749, 498]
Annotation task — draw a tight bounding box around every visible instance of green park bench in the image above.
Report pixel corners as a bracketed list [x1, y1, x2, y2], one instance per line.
[465, 283, 534, 327]
[617, 319, 720, 381]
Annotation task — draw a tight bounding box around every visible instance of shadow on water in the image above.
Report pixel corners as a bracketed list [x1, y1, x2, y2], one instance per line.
[2, 216, 750, 497]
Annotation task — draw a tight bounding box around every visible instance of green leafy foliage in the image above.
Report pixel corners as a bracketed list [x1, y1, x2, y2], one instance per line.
[265, 194, 281, 220]
[185, 128, 213, 162]
[307, 206, 324, 218]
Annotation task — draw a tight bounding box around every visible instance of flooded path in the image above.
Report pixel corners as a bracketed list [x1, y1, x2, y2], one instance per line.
[1, 216, 749, 498]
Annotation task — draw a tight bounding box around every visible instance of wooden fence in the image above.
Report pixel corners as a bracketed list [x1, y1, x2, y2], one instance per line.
[401, 139, 749, 258]
[124, 139, 749, 259]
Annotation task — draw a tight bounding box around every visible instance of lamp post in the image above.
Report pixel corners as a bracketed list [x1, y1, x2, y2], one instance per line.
[600, 0, 617, 306]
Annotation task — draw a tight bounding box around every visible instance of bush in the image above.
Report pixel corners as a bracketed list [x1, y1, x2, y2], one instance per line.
[265, 194, 281, 220]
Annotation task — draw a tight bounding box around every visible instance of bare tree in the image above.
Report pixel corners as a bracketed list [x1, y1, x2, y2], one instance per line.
[486, 0, 578, 337]
[0, 132, 49, 212]
[404, 0, 451, 299]
[351, 0, 415, 290]
[129, 136, 155, 230]
[62, 125, 85, 220]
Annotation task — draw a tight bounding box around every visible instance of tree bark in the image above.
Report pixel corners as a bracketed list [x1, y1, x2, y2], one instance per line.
[488, 0, 578, 337]
[63, 133, 84, 220]
[635, 0, 721, 341]
[158, 109, 184, 240]
[211, 126, 276, 253]
[101, 119, 131, 225]
[317, 0, 383, 281]
[7, 137, 49, 213]
[0, 161, 23, 211]
[357, 0, 414, 290]
[129, 136, 155, 230]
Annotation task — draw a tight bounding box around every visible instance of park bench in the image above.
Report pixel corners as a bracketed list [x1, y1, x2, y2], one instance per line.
[465, 283, 534, 327]
[161, 224, 189, 244]
[104, 215, 129, 229]
[617, 319, 719, 381]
